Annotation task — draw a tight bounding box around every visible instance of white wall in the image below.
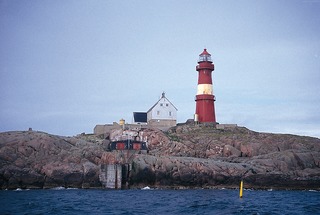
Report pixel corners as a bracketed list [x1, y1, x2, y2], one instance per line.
[148, 97, 177, 120]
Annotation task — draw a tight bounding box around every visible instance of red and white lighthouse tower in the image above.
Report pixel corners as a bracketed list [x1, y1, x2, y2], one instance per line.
[195, 49, 216, 123]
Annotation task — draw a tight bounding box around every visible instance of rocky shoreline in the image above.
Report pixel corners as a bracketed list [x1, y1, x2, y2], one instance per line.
[1, 125, 320, 190]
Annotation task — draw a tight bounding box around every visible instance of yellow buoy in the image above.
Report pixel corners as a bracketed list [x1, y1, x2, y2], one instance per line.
[239, 180, 243, 198]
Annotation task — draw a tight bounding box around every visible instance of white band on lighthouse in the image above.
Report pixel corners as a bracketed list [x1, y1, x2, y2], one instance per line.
[197, 84, 213, 95]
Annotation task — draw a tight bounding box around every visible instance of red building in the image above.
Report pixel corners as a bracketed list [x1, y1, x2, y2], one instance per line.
[195, 49, 216, 123]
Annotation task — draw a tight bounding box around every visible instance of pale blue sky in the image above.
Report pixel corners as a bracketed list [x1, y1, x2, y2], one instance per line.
[1, 0, 320, 137]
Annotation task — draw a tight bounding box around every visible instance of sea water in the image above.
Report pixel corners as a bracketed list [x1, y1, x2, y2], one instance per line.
[0, 188, 319, 214]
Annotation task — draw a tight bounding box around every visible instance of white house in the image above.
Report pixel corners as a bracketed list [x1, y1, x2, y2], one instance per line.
[146, 92, 178, 130]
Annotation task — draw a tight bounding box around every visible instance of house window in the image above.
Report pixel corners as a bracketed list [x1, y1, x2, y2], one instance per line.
[169, 111, 172, 116]
[157, 111, 160, 115]
[166, 104, 169, 107]
[160, 103, 163, 106]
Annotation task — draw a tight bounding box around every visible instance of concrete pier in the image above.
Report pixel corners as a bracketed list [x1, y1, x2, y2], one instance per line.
[99, 164, 122, 189]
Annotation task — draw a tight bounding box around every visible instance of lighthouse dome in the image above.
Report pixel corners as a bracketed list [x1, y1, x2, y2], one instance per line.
[198, 49, 212, 62]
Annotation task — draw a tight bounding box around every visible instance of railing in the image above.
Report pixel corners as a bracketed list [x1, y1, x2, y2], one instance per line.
[196, 64, 214, 70]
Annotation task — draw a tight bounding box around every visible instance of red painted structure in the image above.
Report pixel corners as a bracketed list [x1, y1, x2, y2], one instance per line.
[195, 49, 216, 123]
[109, 140, 148, 151]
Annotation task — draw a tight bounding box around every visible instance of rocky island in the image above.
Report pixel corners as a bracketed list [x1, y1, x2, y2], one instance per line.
[1, 124, 319, 190]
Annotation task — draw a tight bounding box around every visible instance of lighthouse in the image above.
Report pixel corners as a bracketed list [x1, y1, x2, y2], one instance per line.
[195, 49, 216, 123]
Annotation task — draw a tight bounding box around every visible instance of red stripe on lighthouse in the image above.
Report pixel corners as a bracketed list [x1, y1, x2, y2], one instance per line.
[197, 71, 213, 84]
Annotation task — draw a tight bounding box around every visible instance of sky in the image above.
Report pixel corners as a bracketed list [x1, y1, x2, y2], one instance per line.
[1, 0, 320, 137]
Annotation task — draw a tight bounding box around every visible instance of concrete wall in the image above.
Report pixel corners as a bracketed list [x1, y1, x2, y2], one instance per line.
[148, 119, 177, 131]
[94, 122, 121, 136]
[94, 121, 174, 136]
[99, 164, 122, 189]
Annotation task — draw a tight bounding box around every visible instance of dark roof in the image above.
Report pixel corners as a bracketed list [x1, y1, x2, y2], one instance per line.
[133, 112, 147, 123]
[199, 48, 211, 56]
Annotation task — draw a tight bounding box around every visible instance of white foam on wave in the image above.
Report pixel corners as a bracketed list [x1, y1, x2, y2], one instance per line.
[141, 186, 151, 190]
[51, 187, 79, 190]
[308, 189, 319, 192]
[51, 186, 66, 190]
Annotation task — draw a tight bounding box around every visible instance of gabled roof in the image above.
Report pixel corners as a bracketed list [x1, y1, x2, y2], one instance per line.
[147, 92, 178, 113]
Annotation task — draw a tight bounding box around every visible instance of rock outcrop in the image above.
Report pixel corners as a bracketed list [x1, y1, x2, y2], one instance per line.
[130, 125, 320, 189]
[1, 125, 320, 190]
[0, 131, 104, 189]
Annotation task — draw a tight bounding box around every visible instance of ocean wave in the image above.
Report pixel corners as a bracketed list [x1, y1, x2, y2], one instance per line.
[51, 186, 66, 190]
[13, 188, 30, 191]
